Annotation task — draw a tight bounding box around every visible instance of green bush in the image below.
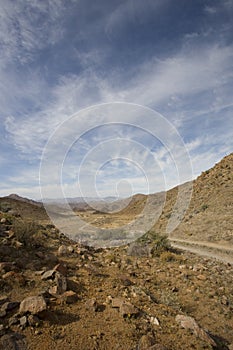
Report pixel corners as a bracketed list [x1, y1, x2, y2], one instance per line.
[148, 231, 171, 257]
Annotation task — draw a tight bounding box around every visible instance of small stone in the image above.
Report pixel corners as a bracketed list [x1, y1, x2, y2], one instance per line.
[111, 298, 124, 308]
[197, 274, 206, 281]
[1, 333, 27, 350]
[0, 324, 5, 336]
[41, 270, 56, 280]
[0, 296, 9, 305]
[67, 245, 74, 253]
[138, 333, 156, 349]
[8, 315, 19, 326]
[150, 316, 160, 326]
[19, 316, 27, 328]
[0, 218, 6, 223]
[28, 314, 40, 327]
[221, 295, 228, 305]
[119, 275, 134, 286]
[85, 298, 98, 312]
[55, 272, 67, 294]
[119, 301, 139, 317]
[1, 302, 19, 312]
[0, 310, 6, 318]
[176, 314, 216, 347]
[53, 263, 67, 276]
[61, 291, 78, 304]
[57, 245, 68, 256]
[19, 296, 47, 315]
[49, 286, 59, 296]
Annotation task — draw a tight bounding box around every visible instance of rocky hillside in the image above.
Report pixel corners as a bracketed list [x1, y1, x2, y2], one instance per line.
[0, 209, 233, 349]
[148, 153, 233, 244]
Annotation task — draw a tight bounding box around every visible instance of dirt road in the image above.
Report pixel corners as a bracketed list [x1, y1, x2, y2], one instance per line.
[169, 237, 233, 264]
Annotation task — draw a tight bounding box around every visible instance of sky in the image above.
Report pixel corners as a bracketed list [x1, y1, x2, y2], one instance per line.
[0, 0, 233, 200]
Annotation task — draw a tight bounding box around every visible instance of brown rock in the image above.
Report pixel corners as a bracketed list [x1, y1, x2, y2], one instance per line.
[119, 274, 134, 286]
[57, 245, 68, 256]
[175, 314, 216, 347]
[54, 263, 67, 276]
[0, 296, 9, 305]
[85, 298, 98, 312]
[19, 296, 47, 315]
[138, 334, 156, 349]
[1, 301, 19, 312]
[55, 272, 67, 294]
[41, 269, 56, 280]
[61, 291, 78, 304]
[197, 274, 207, 281]
[28, 314, 40, 327]
[0, 324, 5, 336]
[19, 316, 27, 328]
[119, 301, 139, 317]
[1, 333, 27, 350]
[111, 298, 124, 308]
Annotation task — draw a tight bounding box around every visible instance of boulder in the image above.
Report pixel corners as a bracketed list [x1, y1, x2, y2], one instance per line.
[175, 314, 216, 347]
[19, 296, 47, 315]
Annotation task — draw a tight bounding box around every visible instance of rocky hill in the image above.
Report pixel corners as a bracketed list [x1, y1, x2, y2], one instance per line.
[146, 153, 233, 244]
[0, 153, 233, 349]
[0, 209, 232, 350]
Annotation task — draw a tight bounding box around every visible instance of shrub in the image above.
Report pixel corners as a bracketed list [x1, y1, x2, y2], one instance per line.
[149, 232, 171, 257]
[201, 204, 208, 211]
[160, 251, 183, 262]
[12, 219, 39, 247]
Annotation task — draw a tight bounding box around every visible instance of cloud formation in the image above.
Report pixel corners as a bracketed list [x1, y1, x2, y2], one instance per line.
[0, 0, 233, 199]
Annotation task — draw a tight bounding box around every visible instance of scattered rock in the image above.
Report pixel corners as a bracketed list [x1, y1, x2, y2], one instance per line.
[197, 274, 207, 281]
[149, 316, 160, 326]
[175, 314, 216, 347]
[41, 270, 56, 280]
[8, 314, 19, 326]
[119, 274, 134, 286]
[111, 298, 124, 308]
[1, 301, 19, 313]
[54, 272, 67, 294]
[0, 333, 27, 350]
[0, 309, 6, 318]
[138, 333, 156, 349]
[0, 324, 5, 336]
[19, 315, 27, 328]
[0, 296, 9, 305]
[61, 291, 78, 304]
[53, 263, 67, 276]
[28, 314, 40, 327]
[57, 245, 68, 256]
[85, 298, 98, 312]
[119, 301, 139, 317]
[19, 296, 47, 315]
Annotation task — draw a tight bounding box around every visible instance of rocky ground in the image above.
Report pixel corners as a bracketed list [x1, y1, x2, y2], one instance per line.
[0, 211, 232, 350]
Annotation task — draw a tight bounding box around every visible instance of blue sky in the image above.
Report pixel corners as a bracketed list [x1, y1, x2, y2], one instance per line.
[0, 0, 233, 199]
